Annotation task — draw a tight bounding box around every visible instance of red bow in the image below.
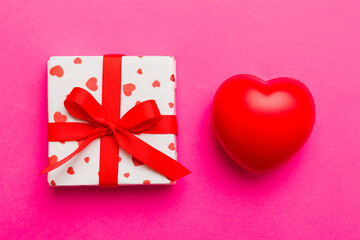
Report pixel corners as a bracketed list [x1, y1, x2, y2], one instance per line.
[41, 87, 191, 182]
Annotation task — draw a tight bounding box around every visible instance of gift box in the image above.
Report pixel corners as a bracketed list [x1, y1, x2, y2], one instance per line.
[44, 55, 190, 187]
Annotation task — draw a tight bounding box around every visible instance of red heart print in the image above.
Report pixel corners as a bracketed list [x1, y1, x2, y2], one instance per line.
[124, 172, 130, 178]
[168, 102, 174, 108]
[118, 157, 122, 163]
[74, 57, 82, 64]
[138, 56, 143, 58]
[123, 83, 136, 96]
[168, 143, 175, 151]
[67, 167, 75, 175]
[53, 112, 67, 122]
[152, 80, 160, 88]
[132, 156, 144, 166]
[170, 74, 175, 82]
[50, 180, 56, 186]
[50, 65, 64, 78]
[86, 77, 98, 91]
[143, 180, 151, 184]
[212, 74, 316, 173]
[137, 68, 143, 75]
[48, 155, 58, 165]
[84, 157, 90, 163]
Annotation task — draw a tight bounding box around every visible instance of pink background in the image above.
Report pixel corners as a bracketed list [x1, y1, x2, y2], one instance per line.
[1, 1, 360, 239]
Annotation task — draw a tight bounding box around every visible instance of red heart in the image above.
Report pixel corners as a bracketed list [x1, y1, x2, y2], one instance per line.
[152, 80, 160, 88]
[124, 172, 130, 178]
[84, 157, 90, 163]
[67, 167, 75, 175]
[86, 77, 98, 91]
[118, 157, 122, 163]
[170, 74, 175, 82]
[137, 68, 143, 75]
[168, 143, 175, 151]
[132, 156, 144, 166]
[211, 74, 315, 173]
[48, 155, 58, 165]
[168, 102, 174, 108]
[50, 65, 64, 78]
[53, 112, 67, 122]
[143, 180, 151, 184]
[123, 83, 136, 96]
[74, 57, 82, 64]
[50, 180, 56, 186]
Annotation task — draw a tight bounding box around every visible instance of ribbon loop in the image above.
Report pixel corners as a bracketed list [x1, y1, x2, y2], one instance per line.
[65, 87, 108, 125]
[118, 100, 162, 133]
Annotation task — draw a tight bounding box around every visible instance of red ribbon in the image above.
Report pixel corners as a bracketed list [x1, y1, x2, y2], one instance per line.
[42, 55, 190, 187]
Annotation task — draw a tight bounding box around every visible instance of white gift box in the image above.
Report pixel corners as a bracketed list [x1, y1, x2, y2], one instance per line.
[47, 56, 177, 186]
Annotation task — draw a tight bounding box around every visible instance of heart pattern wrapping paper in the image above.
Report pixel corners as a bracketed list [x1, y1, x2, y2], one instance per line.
[47, 56, 177, 186]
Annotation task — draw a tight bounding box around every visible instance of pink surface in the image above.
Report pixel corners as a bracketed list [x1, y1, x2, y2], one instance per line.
[0, 1, 359, 239]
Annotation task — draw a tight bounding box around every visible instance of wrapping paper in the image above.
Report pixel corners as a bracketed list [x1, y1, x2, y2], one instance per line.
[47, 56, 177, 186]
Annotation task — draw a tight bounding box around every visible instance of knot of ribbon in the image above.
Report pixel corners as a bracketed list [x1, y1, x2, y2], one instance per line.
[41, 87, 191, 182]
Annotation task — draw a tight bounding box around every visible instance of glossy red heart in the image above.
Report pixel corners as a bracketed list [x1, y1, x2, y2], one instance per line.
[211, 74, 315, 173]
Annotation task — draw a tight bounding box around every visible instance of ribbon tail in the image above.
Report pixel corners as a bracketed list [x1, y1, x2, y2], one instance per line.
[113, 130, 191, 181]
[40, 130, 106, 175]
